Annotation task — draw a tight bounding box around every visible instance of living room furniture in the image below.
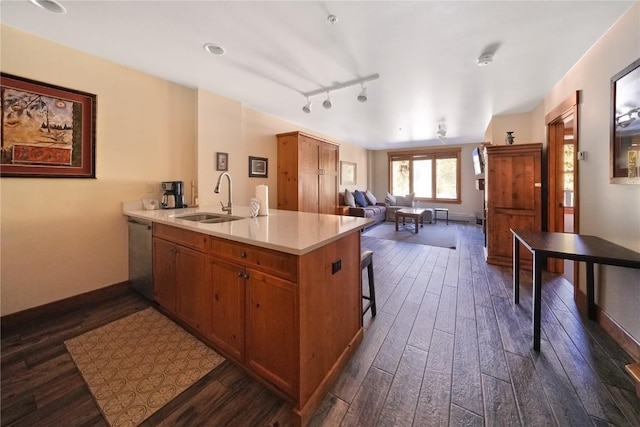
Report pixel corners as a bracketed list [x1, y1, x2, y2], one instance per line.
[511, 229, 640, 351]
[277, 131, 339, 214]
[485, 143, 542, 266]
[361, 250, 377, 317]
[395, 208, 426, 234]
[336, 205, 351, 215]
[434, 207, 449, 225]
[338, 191, 387, 225]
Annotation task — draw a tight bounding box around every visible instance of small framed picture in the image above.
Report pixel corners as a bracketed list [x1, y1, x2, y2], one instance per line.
[216, 152, 228, 171]
[249, 156, 268, 178]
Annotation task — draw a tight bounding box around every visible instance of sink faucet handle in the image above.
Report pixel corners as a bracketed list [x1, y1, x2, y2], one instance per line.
[219, 201, 225, 210]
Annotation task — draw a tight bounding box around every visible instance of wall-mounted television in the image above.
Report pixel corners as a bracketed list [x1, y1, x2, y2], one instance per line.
[472, 147, 484, 175]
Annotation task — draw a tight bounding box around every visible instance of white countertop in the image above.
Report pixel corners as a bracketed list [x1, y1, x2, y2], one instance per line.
[123, 203, 373, 255]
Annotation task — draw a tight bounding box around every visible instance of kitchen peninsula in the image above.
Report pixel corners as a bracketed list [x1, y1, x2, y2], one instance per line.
[123, 204, 373, 426]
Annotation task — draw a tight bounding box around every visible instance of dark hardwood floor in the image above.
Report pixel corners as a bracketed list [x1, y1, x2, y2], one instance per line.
[2, 222, 639, 426]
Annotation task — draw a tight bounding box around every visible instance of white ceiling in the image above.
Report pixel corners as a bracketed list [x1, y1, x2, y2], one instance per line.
[1, 1, 635, 149]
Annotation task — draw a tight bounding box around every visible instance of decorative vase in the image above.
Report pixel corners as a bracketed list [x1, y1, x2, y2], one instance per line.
[505, 131, 515, 145]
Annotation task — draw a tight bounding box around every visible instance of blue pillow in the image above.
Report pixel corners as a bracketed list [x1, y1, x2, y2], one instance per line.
[353, 190, 367, 207]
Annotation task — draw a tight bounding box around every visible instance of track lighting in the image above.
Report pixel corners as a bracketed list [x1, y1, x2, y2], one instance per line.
[357, 85, 368, 103]
[322, 93, 332, 109]
[302, 98, 312, 114]
[300, 73, 379, 113]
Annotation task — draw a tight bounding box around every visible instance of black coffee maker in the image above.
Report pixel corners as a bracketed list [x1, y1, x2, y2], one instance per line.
[161, 181, 186, 209]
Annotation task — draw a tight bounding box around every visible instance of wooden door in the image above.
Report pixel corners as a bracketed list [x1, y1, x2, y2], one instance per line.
[207, 257, 245, 362]
[319, 142, 339, 214]
[175, 246, 208, 332]
[246, 269, 297, 396]
[299, 135, 321, 213]
[152, 237, 177, 313]
[486, 144, 542, 267]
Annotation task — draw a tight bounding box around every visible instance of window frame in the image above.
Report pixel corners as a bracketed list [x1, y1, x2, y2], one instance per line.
[387, 147, 462, 204]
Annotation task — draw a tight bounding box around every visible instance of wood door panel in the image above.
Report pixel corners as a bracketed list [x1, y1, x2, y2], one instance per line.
[208, 258, 245, 361]
[246, 270, 297, 396]
[175, 246, 208, 332]
[152, 237, 177, 313]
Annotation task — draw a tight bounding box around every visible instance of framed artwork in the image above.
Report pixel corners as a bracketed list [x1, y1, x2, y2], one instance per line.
[1, 73, 96, 178]
[249, 156, 268, 177]
[340, 161, 357, 185]
[216, 152, 228, 171]
[610, 58, 640, 184]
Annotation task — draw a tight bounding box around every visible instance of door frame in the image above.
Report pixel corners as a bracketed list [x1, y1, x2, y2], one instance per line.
[545, 91, 580, 282]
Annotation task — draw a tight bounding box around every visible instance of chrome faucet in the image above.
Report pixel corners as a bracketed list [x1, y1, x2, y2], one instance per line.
[214, 172, 232, 214]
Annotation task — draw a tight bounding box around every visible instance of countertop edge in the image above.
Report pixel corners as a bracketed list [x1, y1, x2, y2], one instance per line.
[124, 206, 372, 255]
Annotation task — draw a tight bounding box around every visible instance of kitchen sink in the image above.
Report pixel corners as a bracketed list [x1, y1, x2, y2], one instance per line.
[175, 213, 242, 223]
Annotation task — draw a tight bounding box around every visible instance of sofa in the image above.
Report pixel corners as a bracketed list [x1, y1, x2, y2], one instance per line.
[339, 190, 387, 225]
[384, 192, 434, 223]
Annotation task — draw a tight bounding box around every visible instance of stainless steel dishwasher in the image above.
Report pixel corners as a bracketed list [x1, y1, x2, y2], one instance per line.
[128, 217, 153, 300]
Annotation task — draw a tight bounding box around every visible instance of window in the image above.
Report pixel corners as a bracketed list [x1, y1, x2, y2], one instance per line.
[388, 148, 461, 203]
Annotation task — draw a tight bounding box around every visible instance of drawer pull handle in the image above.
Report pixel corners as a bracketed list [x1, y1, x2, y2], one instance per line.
[244, 273, 250, 279]
[240, 252, 247, 258]
[237, 272, 243, 277]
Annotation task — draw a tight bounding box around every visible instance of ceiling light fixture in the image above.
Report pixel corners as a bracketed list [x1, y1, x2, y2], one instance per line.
[302, 98, 312, 114]
[203, 43, 226, 56]
[437, 124, 447, 144]
[301, 73, 379, 113]
[476, 53, 494, 66]
[357, 85, 368, 103]
[29, 0, 66, 14]
[322, 93, 332, 109]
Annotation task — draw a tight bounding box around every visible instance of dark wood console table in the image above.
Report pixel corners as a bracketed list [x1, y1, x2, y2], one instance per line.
[511, 229, 640, 351]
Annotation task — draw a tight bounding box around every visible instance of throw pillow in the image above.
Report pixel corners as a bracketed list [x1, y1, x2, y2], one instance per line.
[384, 192, 396, 205]
[365, 190, 377, 206]
[353, 190, 368, 208]
[395, 195, 407, 206]
[344, 190, 356, 208]
[406, 192, 416, 206]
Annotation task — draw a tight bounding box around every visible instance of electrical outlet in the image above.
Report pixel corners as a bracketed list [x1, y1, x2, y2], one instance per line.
[331, 259, 342, 274]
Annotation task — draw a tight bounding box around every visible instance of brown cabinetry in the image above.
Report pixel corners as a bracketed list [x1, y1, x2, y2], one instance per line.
[152, 225, 362, 426]
[277, 131, 339, 214]
[152, 224, 209, 332]
[485, 143, 543, 267]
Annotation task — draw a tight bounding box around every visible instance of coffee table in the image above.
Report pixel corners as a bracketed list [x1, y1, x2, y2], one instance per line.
[395, 208, 426, 234]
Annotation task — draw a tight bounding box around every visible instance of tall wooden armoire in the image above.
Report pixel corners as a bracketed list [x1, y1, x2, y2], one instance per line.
[485, 143, 543, 267]
[276, 131, 339, 214]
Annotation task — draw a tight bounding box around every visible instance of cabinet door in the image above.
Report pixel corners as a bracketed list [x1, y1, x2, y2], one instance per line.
[246, 269, 297, 396]
[299, 136, 321, 213]
[319, 142, 339, 214]
[207, 258, 245, 362]
[153, 237, 177, 313]
[175, 246, 208, 332]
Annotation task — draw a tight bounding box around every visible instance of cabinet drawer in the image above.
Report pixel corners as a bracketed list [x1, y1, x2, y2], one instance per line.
[210, 237, 297, 282]
[153, 223, 208, 251]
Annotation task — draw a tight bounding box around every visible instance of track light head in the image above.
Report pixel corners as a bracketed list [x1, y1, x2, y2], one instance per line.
[322, 93, 332, 109]
[357, 85, 368, 103]
[302, 99, 312, 114]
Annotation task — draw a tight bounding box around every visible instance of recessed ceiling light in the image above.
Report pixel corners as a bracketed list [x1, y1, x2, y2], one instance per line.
[477, 53, 494, 66]
[29, 0, 66, 14]
[203, 43, 226, 56]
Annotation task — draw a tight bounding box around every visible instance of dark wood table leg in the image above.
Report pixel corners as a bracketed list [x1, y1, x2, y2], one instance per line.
[586, 261, 596, 320]
[513, 235, 520, 304]
[532, 252, 543, 352]
[395, 214, 399, 231]
[414, 215, 418, 233]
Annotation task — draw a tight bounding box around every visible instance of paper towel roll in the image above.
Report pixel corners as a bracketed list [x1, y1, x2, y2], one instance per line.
[255, 185, 269, 216]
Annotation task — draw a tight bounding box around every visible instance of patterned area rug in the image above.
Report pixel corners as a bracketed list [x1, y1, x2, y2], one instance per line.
[65, 307, 224, 427]
[362, 221, 458, 249]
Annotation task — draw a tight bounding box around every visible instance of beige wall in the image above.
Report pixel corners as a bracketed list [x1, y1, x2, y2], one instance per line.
[485, 112, 536, 145]
[535, 3, 640, 341]
[1, 26, 198, 315]
[370, 144, 485, 221]
[195, 89, 368, 210]
[0, 26, 367, 315]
